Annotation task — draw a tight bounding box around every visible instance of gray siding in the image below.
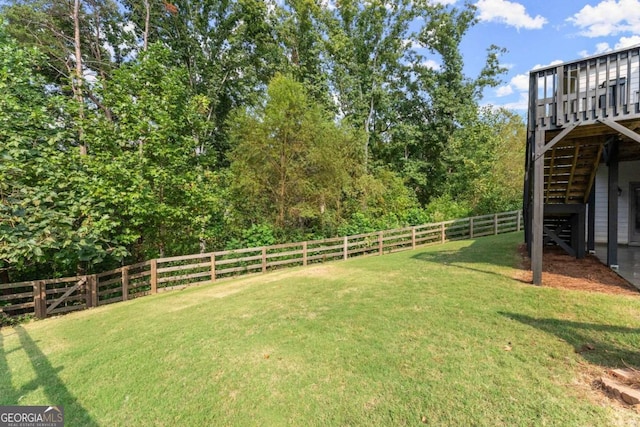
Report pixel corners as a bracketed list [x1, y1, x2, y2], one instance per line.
[594, 160, 640, 244]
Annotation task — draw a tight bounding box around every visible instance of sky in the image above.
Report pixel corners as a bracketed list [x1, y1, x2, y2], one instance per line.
[447, 0, 640, 112]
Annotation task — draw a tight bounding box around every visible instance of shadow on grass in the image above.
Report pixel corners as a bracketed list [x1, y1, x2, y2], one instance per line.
[0, 327, 98, 426]
[500, 312, 640, 368]
[411, 235, 523, 280]
[0, 332, 20, 404]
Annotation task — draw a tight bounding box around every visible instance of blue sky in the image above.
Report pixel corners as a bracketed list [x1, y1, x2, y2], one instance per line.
[449, 0, 640, 111]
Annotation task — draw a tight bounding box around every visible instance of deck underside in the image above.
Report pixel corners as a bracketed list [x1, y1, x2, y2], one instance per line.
[542, 117, 640, 206]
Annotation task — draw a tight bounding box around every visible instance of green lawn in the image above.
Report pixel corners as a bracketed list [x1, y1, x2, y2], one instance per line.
[2, 232, 640, 426]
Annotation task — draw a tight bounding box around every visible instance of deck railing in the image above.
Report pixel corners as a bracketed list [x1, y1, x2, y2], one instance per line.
[0, 210, 522, 321]
[530, 45, 640, 130]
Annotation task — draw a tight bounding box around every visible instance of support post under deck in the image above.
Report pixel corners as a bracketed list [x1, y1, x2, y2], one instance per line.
[570, 207, 586, 259]
[607, 140, 619, 268]
[587, 186, 596, 253]
[531, 129, 545, 285]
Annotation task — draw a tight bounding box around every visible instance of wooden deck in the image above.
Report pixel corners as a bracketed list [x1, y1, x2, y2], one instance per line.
[531, 46, 640, 130]
[526, 45, 640, 284]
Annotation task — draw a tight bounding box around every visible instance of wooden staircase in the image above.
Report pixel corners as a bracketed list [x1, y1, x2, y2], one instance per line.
[535, 135, 604, 258]
[543, 137, 603, 205]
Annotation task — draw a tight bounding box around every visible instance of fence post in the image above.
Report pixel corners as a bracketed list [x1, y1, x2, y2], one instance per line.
[378, 231, 383, 255]
[517, 210, 522, 231]
[343, 236, 348, 260]
[122, 267, 129, 302]
[40, 280, 48, 318]
[411, 227, 416, 250]
[470, 218, 474, 239]
[90, 275, 98, 307]
[303, 242, 308, 266]
[210, 253, 216, 282]
[262, 247, 267, 273]
[150, 259, 158, 294]
[440, 223, 445, 244]
[33, 281, 46, 319]
[84, 277, 91, 308]
[494, 213, 499, 235]
[83, 275, 97, 308]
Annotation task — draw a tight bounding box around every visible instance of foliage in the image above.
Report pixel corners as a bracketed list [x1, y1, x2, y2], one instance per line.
[465, 108, 526, 214]
[87, 44, 227, 258]
[338, 167, 426, 234]
[228, 74, 363, 236]
[377, 2, 507, 203]
[432, 106, 525, 216]
[277, 0, 332, 107]
[424, 194, 471, 223]
[321, 0, 419, 166]
[225, 223, 277, 250]
[0, 27, 129, 279]
[2, 0, 124, 77]
[120, 0, 284, 165]
[0, 0, 524, 280]
[0, 311, 32, 328]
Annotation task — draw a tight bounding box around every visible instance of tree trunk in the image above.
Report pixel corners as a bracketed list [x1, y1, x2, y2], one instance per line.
[73, 0, 87, 156]
[143, 0, 150, 51]
[278, 153, 286, 228]
[88, 1, 113, 121]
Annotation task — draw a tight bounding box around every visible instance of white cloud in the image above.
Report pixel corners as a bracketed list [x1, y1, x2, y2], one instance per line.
[531, 59, 563, 70]
[568, 0, 640, 37]
[615, 35, 640, 48]
[430, 0, 457, 4]
[402, 39, 423, 50]
[577, 37, 640, 58]
[578, 42, 612, 58]
[475, 0, 547, 30]
[510, 73, 529, 91]
[495, 73, 528, 98]
[499, 92, 529, 110]
[496, 85, 513, 97]
[421, 59, 441, 70]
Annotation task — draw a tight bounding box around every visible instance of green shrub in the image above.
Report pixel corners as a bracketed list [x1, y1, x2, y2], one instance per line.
[226, 223, 277, 249]
[425, 194, 471, 223]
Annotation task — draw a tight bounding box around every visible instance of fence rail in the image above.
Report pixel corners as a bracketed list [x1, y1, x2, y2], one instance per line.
[0, 210, 522, 320]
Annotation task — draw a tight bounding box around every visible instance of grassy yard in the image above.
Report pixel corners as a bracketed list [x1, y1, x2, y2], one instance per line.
[2, 232, 640, 426]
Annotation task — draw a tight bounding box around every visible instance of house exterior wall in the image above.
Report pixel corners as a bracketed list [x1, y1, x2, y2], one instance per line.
[594, 160, 640, 244]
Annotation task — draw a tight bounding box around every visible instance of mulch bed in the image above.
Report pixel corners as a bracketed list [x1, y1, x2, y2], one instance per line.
[515, 245, 639, 296]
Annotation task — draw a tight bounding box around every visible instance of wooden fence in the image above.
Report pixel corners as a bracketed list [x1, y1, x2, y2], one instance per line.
[0, 210, 521, 320]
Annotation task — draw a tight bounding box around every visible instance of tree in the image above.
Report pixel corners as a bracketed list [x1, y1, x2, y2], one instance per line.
[120, 0, 285, 166]
[413, 2, 505, 202]
[363, 1, 507, 204]
[321, 0, 418, 168]
[0, 27, 129, 280]
[2, 0, 128, 149]
[2, 0, 126, 90]
[277, 0, 331, 107]
[86, 44, 226, 258]
[228, 74, 362, 235]
[459, 107, 526, 214]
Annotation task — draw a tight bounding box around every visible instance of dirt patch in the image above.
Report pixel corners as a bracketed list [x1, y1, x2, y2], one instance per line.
[515, 245, 639, 296]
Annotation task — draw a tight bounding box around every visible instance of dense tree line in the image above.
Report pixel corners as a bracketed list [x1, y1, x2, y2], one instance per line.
[0, 0, 525, 282]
